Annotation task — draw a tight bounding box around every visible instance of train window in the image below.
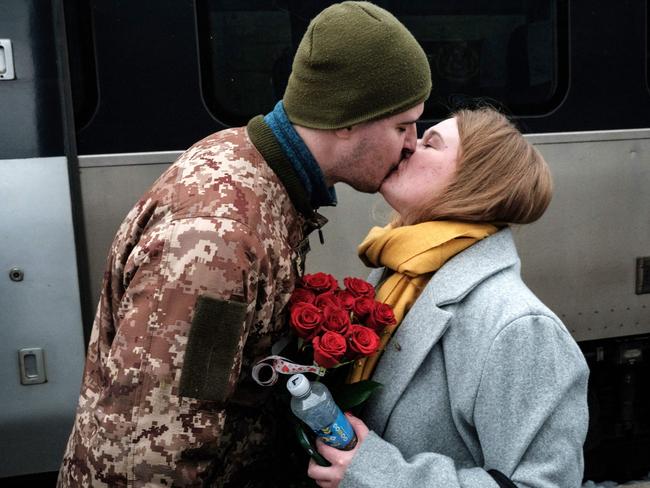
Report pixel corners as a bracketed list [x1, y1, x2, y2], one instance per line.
[196, 0, 297, 127]
[197, 0, 568, 126]
[396, 1, 568, 118]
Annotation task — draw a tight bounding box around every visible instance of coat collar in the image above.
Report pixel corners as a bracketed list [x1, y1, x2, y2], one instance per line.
[364, 228, 520, 433]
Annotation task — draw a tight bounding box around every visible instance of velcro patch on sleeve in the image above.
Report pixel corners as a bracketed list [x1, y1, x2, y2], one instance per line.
[179, 295, 247, 403]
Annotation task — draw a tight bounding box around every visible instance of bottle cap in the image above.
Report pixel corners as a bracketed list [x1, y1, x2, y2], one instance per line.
[287, 374, 311, 397]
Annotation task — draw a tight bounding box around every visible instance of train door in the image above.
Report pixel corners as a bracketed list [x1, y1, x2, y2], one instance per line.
[0, 0, 86, 479]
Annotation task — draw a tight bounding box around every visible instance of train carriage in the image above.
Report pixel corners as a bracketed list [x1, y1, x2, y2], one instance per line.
[1, 0, 648, 484]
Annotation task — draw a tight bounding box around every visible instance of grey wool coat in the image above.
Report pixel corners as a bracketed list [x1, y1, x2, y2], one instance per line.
[341, 228, 589, 488]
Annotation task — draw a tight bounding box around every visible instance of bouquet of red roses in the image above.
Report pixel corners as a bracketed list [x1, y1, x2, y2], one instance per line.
[288, 272, 396, 369]
[252, 273, 396, 469]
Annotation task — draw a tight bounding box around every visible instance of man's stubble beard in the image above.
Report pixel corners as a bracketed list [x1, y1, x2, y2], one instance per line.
[334, 137, 385, 194]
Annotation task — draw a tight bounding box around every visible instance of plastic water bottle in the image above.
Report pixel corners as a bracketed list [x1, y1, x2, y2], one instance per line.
[286, 374, 357, 450]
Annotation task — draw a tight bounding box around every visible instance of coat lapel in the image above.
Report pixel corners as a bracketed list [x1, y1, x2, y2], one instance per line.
[364, 296, 452, 433]
[362, 228, 520, 434]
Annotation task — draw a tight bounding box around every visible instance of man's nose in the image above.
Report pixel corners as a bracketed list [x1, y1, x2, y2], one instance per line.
[404, 124, 417, 152]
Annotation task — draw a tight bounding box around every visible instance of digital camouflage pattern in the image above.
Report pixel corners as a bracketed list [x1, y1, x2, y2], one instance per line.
[58, 127, 312, 487]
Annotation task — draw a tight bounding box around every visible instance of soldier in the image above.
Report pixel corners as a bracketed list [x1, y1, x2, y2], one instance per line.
[57, 2, 431, 487]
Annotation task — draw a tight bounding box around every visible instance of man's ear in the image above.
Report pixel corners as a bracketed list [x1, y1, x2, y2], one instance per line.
[334, 126, 354, 140]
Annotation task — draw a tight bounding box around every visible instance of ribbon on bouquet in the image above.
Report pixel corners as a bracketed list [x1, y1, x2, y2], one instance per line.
[252, 355, 326, 386]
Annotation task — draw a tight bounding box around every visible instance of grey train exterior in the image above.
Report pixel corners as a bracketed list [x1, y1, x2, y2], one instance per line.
[0, 0, 648, 484]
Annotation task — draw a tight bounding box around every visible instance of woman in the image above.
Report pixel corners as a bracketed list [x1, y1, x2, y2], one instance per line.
[307, 107, 589, 487]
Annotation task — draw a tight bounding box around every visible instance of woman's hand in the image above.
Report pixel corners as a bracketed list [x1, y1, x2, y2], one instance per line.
[307, 413, 369, 488]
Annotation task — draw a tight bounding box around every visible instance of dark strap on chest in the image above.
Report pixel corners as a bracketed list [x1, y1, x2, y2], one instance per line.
[488, 470, 517, 487]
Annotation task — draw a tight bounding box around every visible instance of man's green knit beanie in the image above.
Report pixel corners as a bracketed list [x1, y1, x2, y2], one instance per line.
[283, 1, 432, 129]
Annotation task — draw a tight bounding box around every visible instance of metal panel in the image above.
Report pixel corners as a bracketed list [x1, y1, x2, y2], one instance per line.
[79, 162, 172, 307]
[78, 129, 650, 344]
[513, 137, 650, 341]
[0, 157, 86, 477]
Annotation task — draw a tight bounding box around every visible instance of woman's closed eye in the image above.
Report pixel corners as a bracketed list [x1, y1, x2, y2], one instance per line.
[422, 137, 440, 149]
[423, 132, 445, 150]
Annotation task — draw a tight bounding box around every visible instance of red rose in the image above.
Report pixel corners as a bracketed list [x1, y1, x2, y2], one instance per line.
[352, 297, 375, 320]
[344, 277, 375, 298]
[301, 273, 339, 293]
[290, 302, 323, 339]
[347, 325, 380, 357]
[313, 332, 347, 368]
[322, 305, 351, 335]
[366, 302, 396, 332]
[289, 287, 316, 306]
[336, 290, 356, 312]
[315, 290, 340, 309]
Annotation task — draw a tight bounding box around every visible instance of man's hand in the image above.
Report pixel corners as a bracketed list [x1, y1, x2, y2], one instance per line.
[307, 413, 369, 488]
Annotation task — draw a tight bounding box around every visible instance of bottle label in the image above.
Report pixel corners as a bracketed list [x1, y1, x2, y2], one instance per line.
[314, 410, 357, 449]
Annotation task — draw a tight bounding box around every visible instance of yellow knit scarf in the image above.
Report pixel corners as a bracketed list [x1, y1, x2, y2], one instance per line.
[347, 221, 498, 383]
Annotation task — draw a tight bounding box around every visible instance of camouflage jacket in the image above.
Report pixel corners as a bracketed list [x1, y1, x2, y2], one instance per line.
[58, 118, 319, 487]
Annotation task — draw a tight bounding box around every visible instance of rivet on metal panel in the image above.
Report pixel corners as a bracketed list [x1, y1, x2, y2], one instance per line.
[9, 267, 24, 282]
